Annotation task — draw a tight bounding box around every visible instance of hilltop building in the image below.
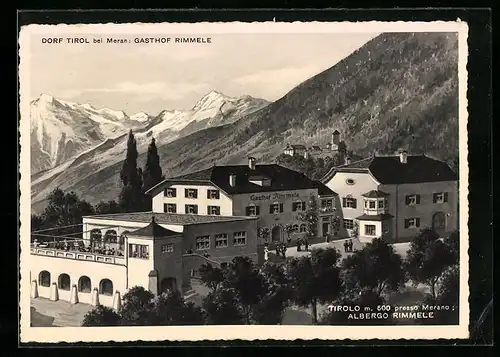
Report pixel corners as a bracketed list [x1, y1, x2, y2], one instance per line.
[321, 151, 458, 242]
[146, 157, 340, 244]
[283, 129, 347, 160]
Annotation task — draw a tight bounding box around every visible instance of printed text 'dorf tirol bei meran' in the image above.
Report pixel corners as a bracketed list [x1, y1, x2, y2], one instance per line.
[40, 37, 212, 44]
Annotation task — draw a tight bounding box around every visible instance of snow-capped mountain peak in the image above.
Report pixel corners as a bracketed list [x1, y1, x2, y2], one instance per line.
[129, 112, 150, 122]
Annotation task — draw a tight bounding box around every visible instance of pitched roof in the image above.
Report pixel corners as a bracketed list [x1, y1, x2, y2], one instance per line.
[84, 212, 256, 225]
[128, 218, 180, 238]
[147, 164, 337, 196]
[321, 155, 457, 184]
[362, 190, 390, 198]
[332, 130, 340, 135]
[356, 213, 394, 221]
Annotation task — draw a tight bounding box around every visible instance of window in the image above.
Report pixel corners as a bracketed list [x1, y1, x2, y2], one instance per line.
[269, 202, 284, 214]
[233, 231, 247, 246]
[365, 225, 376, 236]
[404, 218, 421, 229]
[104, 230, 118, 243]
[185, 204, 198, 214]
[99, 279, 113, 296]
[299, 224, 307, 233]
[215, 234, 228, 248]
[292, 224, 299, 232]
[185, 188, 198, 199]
[342, 197, 357, 208]
[196, 236, 210, 250]
[432, 212, 447, 230]
[38, 271, 51, 287]
[368, 201, 376, 209]
[165, 188, 177, 197]
[292, 201, 306, 212]
[190, 269, 201, 278]
[207, 205, 221, 215]
[78, 276, 91, 293]
[246, 204, 260, 216]
[128, 244, 149, 259]
[58, 273, 71, 291]
[207, 189, 220, 199]
[161, 243, 174, 253]
[164, 203, 177, 213]
[433, 192, 449, 204]
[405, 194, 421, 205]
[321, 199, 333, 208]
[378, 200, 385, 209]
[343, 219, 354, 230]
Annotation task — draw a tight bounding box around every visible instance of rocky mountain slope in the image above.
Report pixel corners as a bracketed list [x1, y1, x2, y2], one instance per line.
[31, 32, 459, 212]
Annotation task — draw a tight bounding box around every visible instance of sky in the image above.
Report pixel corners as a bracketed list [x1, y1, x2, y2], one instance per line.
[29, 32, 378, 115]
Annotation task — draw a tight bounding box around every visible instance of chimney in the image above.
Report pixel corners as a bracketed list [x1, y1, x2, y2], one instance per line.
[248, 157, 256, 170]
[399, 150, 408, 164]
[229, 173, 236, 187]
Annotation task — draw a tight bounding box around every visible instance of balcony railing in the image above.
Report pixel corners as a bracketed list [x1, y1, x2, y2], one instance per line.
[319, 207, 336, 214]
[30, 247, 126, 266]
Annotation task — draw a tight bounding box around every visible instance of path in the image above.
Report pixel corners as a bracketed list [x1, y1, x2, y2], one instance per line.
[30, 298, 92, 327]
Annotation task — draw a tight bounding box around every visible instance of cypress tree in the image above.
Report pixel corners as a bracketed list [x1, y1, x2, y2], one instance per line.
[119, 130, 143, 212]
[142, 138, 164, 193]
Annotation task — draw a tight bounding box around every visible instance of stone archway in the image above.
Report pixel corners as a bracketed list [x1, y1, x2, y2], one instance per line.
[271, 225, 282, 242]
[432, 212, 447, 230]
[160, 277, 177, 294]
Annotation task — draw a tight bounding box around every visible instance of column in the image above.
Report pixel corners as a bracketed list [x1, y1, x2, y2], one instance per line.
[70, 284, 79, 304]
[148, 270, 158, 296]
[112, 291, 121, 311]
[50, 282, 59, 301]
[31, 280, 38, 299]
[91, 287, 100, 306]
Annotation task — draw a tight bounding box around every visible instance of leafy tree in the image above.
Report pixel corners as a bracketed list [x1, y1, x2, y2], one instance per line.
[258, 227, 270, 243]
[286, 248, 343, 324]
[405, 228, 455, 300]
[445, 230, 460, 265]
[118, 286, 156, 325]
[142, 138, 165, 194]
[119, 130, 145, 212]
[203, 289, 244, 325]
[151, 291, 205, 325]
[82, 305, 122, 326]
[200, 257, 291, 324]
[342, 238, 406, 300]
[32, 188, 94, 239]
[298, 194, 319, 241]
[95, 200, 121, 215]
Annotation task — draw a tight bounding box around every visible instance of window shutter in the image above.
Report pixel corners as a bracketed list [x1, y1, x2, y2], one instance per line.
[185, 188, 189, 197]
[207, 190, 210, 199]
[352, 199, 357, 209]
[172, 204, 177, 213]
[416, 195, 421, 204]
[269, 205, 274, 214]
[185, 205, 189, 214]
[404, 219, 409, 228]
[342, 198, 347, 207]
[444, 192, 449, 202]
[256, 206, 260, 215]
[432, 193, 437, 203]
[194, 205, 198, 214]
[280, 203, 284, 212]
[405, 196, 410, 205]
[194, 190, 198, 199]
[216, 191, 220, 199]
[246, 207, 250, 215]
[292, 203, 296, 212]
[416, 218, 421, 227]
[172, 188, 176, 197]
[207, 205, 211, 214]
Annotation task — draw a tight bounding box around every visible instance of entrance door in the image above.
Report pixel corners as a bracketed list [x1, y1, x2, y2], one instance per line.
[160, 277, 177, 294]
[322, 222, 330, 236]
[271, 226, 282, 242]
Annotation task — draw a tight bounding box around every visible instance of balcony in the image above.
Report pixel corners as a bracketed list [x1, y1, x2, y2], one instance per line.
[30, 246, 125, 266]
[319, 207, 336, 215]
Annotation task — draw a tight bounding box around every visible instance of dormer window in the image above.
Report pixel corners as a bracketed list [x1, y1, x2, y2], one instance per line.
[249, 176, 271, 187]
[378, 200, 385, 209]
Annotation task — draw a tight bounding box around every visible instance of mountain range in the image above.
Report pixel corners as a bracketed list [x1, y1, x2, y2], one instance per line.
[30, 32, 460, 213]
